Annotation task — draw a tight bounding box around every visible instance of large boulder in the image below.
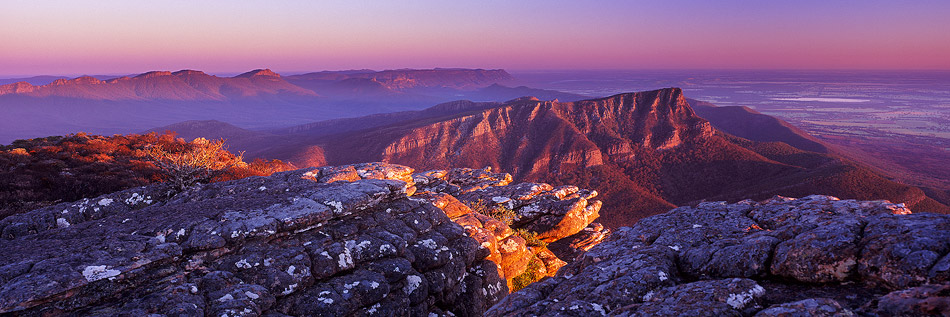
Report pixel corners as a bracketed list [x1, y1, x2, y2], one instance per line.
[0, 163, 602, 316]
[489, 195, 950, 316]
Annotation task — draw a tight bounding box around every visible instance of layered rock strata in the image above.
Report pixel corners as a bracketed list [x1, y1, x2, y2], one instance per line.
[0, 163, 601, 316]
[489, 195, 950, 316]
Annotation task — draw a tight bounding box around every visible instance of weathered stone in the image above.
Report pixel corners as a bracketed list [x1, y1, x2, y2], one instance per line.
[492, 195, 950, 316]
[535, 248, 566, 278]
[619, 278, 766, 316]
[756, 298, 855, 317]
[0, 163, 600, 316]
[411, 167, 605, 288]
[497, 235, 531, 279]
[0, 164, 484, 316]
[859, 213, 950, 289]
[862, 283, 950, 316]
[413, 166, 512, 195]
[771, 219, 862, 283]
[548, 222, 611, 262]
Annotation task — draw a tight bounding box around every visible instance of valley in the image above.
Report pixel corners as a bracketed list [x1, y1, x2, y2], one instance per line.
[5, 1, 950, 315]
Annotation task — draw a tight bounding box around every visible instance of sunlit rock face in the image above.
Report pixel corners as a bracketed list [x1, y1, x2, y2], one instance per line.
[488, 195, 950, 316]
[411, 167, 604, 290]
[0, 162, 601, 316]
[377, 88, 711, 182]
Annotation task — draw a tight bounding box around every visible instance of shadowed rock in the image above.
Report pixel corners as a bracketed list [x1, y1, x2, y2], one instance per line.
[0, 162, 601, 316]
[488, 195, 950, 316]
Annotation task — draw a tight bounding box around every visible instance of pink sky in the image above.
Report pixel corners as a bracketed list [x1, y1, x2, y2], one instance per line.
[2, 0, 949, 76]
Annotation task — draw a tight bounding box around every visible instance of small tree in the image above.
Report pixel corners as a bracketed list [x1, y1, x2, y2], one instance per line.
[143, 138, 244, 191]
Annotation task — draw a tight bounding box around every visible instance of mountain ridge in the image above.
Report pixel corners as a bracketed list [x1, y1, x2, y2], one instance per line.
[240, 88, 948, 227]
[0, 68, 537, 143]
[688, 98, 829, 153]
[285, 68, 513, 91]
[0, 68, 316, 101]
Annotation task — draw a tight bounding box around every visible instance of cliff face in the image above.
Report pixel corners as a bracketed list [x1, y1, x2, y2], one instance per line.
[0, 163, 601, 316]
[489, 195, 950, 316]
[301, 88, 948, 228]
[373, 88, 711, 180]
[309, 89, 710, 227]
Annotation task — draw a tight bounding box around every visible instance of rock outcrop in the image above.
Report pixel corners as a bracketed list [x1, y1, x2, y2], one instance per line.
[0, 163, 602, 316]
[411, 167, 605, 290]
[488, 195, 950, 316]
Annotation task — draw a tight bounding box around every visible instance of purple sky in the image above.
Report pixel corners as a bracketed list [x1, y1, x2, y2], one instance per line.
[2, 0, 949, 76]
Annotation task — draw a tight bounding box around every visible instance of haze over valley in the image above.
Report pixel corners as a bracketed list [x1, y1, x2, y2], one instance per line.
[3, 1, 950, 316]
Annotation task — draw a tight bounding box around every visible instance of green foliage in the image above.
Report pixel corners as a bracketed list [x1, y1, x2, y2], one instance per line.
[513, 228, 547, 248]
[511, 257, 546, 292]
[467, 199, 518, 226]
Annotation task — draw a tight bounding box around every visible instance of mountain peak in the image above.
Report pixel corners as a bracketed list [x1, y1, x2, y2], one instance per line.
[0, 81, 36, 94]
[49, 76, 104, 86]
[504, 96, 541, 103]
[172, 69, 210, 77]
[134, 71, 173, 79]
[235, 69, 280, 78]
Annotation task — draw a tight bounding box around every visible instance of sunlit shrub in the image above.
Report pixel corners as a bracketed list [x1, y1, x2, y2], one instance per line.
[143, 137, 245, 191]
[467, 199, 518, 226]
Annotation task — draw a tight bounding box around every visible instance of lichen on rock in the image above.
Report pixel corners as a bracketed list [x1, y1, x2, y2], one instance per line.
[489, 195, 950, 316]
[0, 162, 602, 316]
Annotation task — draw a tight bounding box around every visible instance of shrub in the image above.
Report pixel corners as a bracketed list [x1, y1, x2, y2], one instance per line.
[513, 228, 547, 248]
[221, 158, 296, 181]
[511, 257, 546, 292]
[143, 137, 244, 191]
[0, 132, 294, 220]
[467, 199, 518, 226]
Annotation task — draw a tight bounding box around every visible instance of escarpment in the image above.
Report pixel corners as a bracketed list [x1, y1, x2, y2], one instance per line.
[489, 195, 950, 316]
[283, 87, 947, 230]
[0, 163, 603, 316]
[368, 88, 712, 181]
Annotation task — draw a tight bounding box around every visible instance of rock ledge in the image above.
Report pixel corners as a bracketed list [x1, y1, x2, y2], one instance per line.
[0, 163, 602, 316]
[489, 195, 950, 316]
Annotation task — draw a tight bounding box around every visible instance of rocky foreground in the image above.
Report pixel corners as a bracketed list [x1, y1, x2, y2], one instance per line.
[489, 195, 950, 316]
[3, 162, 950, 316]
[0, 163, 603, 316]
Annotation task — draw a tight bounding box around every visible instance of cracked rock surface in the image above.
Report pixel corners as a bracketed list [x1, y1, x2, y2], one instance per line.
[0, 163, 602, 316]
[413, 166, 604, 289]
[488, 195, 950, 316]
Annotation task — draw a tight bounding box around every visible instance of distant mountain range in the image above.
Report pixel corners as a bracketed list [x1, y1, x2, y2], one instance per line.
[0, 68, 574, 143]
[148, 88, 950, 228]
[5, 68, 947, 226]
[0, 69, 315, 100]
[284, 68, 515, 91]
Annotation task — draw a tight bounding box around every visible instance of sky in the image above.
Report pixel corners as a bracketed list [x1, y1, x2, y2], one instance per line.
[2, 0, 950, 76]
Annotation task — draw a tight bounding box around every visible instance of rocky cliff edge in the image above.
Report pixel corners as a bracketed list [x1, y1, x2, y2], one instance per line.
[489, 195, 950, 316]
[0, 162, 603, 316]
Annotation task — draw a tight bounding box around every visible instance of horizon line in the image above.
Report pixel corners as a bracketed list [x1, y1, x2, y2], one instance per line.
[4, 67, 950, 80]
